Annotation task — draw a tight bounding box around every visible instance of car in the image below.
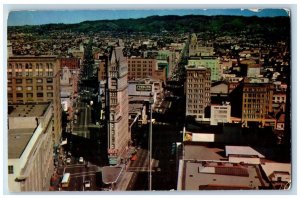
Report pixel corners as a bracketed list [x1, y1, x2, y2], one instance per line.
[79, 157, 84, 163]
[84, 180, 91, 188]
[66, 158, 71, 164]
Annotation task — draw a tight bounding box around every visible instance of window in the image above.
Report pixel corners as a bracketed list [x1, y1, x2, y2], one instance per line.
[37, 86, 43, 91]
[27, 86, 33, 91]
[47, 86, 53, 90]
[8, 165, 14, 174]
[8, 86, 12, 91]
[37, 93, 43, 98]
[47, 92, 53, 97]
[16, 93, 23, 98]
[26, 79, 33, 84]
[47, 78, 53, 83]
[37, 78, 43, 83]
[17, 86, 22, 91]
[27, 93, 33, 98]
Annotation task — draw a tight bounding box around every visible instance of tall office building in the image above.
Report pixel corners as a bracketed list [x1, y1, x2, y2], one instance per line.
[8, 103, 54, 192]
[127, 57, 166, 83]
[230, 79, 275, 127]
[7, 55, 62, 145]
[185, 65, 211, 121]
[98, 47, 130, 164]
[188, 56, 221, 82]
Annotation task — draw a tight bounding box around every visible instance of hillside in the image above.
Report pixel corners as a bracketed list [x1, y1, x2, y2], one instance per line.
[8, 14, 290, 38]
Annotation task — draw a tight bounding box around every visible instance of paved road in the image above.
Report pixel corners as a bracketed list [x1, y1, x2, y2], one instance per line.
[127, 148, 149, 172]
[57, 158, 101, 191]
[73, 102, 92, 138]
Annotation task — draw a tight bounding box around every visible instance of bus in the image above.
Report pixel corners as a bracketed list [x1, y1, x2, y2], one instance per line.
[61, 173, 71, 188]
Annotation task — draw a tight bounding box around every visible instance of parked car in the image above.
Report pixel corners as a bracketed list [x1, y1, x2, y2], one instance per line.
[66, 158, 71, 164]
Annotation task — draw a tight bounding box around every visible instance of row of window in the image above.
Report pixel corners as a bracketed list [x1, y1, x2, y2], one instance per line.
[244, 87, 267, 92]
[129, 68, 152, 72]
[188, 99, 209, 104]
[243, 114, 264, 119]
[8, 71, 54, 77]
[187, 78, 210, 83]
[187, 93, 210, 98]
[8, 85, 53, 91]
[129, 72, 153, 76]
[129, 60, 153, 64]
[11, 78, 54, 84]
[187, 105, 204, 109]
[189, 110, 204, 114]
[8, 63, 54, 69]
[8, 92, 53, 98]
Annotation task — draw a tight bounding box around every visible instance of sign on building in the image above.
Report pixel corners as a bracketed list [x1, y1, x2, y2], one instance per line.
[136, 84, 152, 92]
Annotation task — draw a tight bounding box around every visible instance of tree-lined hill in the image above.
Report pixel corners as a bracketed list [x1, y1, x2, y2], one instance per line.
[8, 14, 290, 38]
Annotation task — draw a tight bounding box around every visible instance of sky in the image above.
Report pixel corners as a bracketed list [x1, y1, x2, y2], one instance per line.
[7, 9, 290, 26]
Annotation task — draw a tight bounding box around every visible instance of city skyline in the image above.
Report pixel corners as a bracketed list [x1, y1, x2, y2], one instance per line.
[5, 7, 293, 192]
[8, 9, 289, 26]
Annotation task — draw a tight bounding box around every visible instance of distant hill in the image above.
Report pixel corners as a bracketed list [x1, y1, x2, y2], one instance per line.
[8, 14, 290, 38]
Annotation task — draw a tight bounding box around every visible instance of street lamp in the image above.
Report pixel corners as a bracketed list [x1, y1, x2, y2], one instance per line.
[149, 93, 154, 191]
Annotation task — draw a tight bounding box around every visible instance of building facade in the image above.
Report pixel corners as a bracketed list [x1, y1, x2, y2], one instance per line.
[7, 55, 62, 145]
[185, 66, 211, 121]
[60, 57, 81, 70]
[230, 81, 275, 127]
[127, 57, 166, 83]
[8, 103, 54, 192]
[189, 33, 214, 57]
[210, 103, 231, 125]
[98, 47, 130, 164]
[188, 57, 221, 82]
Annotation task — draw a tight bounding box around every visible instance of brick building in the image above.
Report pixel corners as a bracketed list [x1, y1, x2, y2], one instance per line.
[7, 55, 62, 145]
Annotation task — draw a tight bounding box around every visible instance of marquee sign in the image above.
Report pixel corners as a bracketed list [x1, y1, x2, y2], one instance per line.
[136, 84, 152, 92]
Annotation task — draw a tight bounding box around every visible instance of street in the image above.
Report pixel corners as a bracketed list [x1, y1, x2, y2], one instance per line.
[56, 156, 102, 191]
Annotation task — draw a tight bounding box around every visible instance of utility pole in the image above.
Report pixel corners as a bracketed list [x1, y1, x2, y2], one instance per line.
[149, 93, 154, 191]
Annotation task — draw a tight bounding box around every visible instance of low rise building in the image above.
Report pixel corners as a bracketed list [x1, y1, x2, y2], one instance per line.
[261, 162, 291, 189]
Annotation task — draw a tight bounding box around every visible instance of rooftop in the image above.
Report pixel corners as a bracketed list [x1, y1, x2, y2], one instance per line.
[182, 160, 269, 190]
[8, 103, 49, 117]
[184, 145, 225, 161]
[225, 146, 265, 158]
[8, 128, 35, 159]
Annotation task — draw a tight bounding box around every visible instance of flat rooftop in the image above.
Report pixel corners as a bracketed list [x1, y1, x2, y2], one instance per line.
[184, 145, 225, 161]
[182, 160, 269, 190]
[8, 103, 49, 117]
[8, 128, 35, 159]
[226, 146, 265, 158]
